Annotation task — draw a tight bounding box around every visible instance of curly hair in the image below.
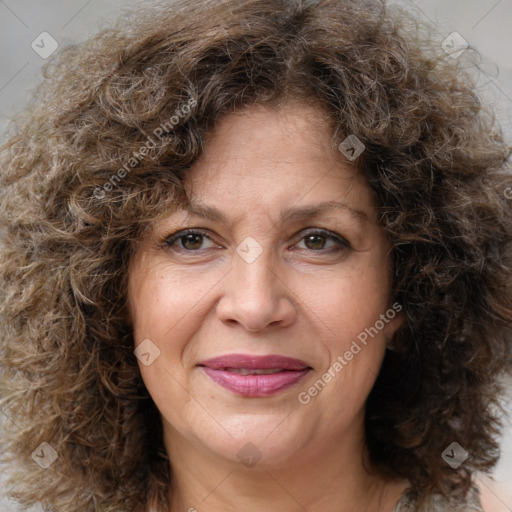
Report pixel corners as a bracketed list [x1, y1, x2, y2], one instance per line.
[1, 0, 511, 510]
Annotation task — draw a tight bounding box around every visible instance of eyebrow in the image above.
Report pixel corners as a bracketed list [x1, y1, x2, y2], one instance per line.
[182, 200, 371, 226]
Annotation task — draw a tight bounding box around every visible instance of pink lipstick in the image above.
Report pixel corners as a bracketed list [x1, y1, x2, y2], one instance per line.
[197, 354, 312, 397]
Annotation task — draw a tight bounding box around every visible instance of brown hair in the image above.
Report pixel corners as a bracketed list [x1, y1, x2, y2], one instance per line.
[1, 0, 511, 510]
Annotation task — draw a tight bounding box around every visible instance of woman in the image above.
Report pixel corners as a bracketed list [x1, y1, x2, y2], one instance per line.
[0, 0, 511, 511]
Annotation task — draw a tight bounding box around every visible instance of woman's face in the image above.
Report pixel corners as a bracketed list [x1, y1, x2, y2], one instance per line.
[127, 103, 403, 469]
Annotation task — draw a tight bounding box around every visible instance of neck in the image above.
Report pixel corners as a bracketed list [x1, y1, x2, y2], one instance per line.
[164, 415, 407, 512]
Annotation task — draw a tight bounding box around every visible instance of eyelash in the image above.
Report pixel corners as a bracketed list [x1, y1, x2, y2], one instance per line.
[161, 228, 351, 255]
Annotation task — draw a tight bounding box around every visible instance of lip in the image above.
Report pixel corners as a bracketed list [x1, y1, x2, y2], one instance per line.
[197, 353, 312, 398]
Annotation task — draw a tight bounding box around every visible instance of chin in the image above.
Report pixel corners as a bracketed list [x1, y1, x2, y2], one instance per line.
[191, 414, 312, 468]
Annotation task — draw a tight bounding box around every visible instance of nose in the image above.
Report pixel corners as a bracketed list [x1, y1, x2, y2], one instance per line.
[215, 244, 297, 332]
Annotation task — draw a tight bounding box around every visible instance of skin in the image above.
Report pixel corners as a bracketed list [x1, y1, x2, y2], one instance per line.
[127, 101, 408, 512]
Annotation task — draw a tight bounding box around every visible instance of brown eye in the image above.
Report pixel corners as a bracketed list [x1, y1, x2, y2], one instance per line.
[303, 234, 328, 250]
[180, 233, 204, 250]
[164, 229, 216, 251]
[296, 229, 350, 252]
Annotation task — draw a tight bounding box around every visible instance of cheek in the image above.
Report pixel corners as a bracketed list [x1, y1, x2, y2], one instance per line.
[313, 261, 391, 345]
[301, 260, 390, 408]
[129, 262, 210, 338]
[128, 263, 225, 396]
[128, 269, 200, 430]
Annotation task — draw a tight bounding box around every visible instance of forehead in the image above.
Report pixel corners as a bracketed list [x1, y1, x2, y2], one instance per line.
[177, 102, 376, 216]
[195, 101, 339, 167]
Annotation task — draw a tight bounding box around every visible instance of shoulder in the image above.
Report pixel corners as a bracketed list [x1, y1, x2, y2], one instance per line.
[394, 485, 484, 512]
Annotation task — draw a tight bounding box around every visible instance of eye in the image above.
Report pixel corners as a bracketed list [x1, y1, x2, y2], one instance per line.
[161, 227, 351, 255]
[293, 228, 351, 253]
[162, 229, 218, 252]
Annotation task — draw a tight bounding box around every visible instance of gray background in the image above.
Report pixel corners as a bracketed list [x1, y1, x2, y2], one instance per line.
[1, 0, 512, 510]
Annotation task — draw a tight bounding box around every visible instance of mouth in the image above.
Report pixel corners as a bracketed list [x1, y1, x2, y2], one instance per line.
[217, 368, 294, 375]
[197, 354, 312, 397]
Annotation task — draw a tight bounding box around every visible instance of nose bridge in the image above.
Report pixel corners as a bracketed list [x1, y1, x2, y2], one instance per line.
[215, 234, 296, 331]
[232, 236, 276, 297]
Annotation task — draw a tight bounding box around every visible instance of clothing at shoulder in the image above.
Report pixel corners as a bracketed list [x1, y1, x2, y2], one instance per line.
[393, 486, 484, 512]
